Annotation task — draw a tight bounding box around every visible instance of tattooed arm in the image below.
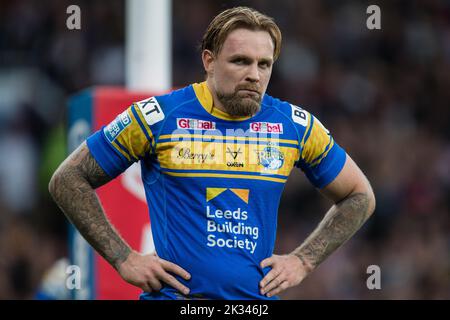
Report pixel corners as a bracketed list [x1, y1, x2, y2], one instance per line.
[292, 193, 373, 270]
[48, 141, 191, 294]
[259, 155, 375, 297]
[48, 141, 130, 268]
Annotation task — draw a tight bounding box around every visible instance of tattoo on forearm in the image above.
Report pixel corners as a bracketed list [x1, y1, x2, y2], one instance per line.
[293, 192, 372, 269]
[49, 142, 131, 269]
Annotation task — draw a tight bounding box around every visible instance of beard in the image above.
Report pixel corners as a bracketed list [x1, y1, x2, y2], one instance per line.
[216, 85, 262, 117]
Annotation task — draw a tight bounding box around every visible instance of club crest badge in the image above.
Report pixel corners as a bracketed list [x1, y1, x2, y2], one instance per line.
[256, 146, 284, 170]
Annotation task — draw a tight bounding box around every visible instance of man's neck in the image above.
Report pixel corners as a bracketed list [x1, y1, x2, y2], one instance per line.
[205, 79, 228, 114]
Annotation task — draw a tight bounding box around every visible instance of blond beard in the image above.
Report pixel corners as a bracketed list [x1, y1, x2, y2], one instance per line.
[216, 89, 261, 117]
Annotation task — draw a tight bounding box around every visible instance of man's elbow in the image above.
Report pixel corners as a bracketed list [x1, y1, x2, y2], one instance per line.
[48, 164, 71, 202]
[48, 168, 62, 200]
[364, 183, 376, 218]
[368, 190, 376, 217]
[352, 178, 376, 219]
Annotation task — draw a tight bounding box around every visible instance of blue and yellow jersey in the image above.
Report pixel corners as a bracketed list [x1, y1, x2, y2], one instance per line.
[86, 81, 347, 300]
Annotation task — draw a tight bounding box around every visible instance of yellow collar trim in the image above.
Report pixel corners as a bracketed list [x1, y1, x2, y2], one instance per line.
[192, 81, 252, 121]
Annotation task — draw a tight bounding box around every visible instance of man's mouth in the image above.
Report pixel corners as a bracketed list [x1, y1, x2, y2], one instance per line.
[238, 88, 260, 96]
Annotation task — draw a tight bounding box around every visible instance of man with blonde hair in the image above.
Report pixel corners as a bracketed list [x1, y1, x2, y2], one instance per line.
[50, 6, 375, 300]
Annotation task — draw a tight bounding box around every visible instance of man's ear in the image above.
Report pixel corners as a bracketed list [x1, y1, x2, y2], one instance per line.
[202, 50, 215, 76]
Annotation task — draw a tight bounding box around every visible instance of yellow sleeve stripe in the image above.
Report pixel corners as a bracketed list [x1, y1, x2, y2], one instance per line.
[301, 118, 332, 165]
[111, 140, 131, 161]
[131, 104, 156, 152]
[113, 108, 151, 160]
[310, 138, 334, 167]
[300, 112, 313, 149]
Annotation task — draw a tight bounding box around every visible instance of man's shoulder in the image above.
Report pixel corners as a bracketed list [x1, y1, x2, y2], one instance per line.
[156, 84, 198, 107]
[262, 93, 312, 131]
[135, 84, 196, 113]
[131, 84, 197, 129]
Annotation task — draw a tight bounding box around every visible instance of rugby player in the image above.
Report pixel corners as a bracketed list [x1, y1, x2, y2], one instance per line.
[49, 6, 375, 299]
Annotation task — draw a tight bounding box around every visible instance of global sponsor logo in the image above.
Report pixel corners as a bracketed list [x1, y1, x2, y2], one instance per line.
[256, 146, 284, 170]
[177, 118, 216, 130]
[249, 122, 283, 134]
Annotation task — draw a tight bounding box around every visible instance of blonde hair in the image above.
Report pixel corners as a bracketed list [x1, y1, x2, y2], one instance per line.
[201, 6, 282, 61]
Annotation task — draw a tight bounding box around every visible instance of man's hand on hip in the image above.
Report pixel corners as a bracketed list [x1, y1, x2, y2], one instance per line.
[259, 254, 311, 297]
[117, 251, 191, 295]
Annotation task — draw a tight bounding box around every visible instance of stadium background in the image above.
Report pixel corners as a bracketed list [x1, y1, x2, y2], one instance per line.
[0, 0, 448, 299]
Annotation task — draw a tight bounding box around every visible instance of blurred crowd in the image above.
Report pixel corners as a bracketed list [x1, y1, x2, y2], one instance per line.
[0, 0, 448, 299]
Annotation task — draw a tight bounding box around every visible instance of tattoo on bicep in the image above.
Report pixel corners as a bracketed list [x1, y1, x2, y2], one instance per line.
[295, 192, 371, 268]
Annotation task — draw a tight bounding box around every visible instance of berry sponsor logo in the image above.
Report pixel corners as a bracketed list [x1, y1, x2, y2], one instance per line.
[176, 147, 215, 164]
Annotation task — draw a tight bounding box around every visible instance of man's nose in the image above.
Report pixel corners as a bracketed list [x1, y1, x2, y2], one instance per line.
[245, 63, 260, 82]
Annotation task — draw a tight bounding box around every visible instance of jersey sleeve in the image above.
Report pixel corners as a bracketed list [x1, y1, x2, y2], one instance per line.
[86, 101, 158, 178]
[295, 111, 347, 189]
